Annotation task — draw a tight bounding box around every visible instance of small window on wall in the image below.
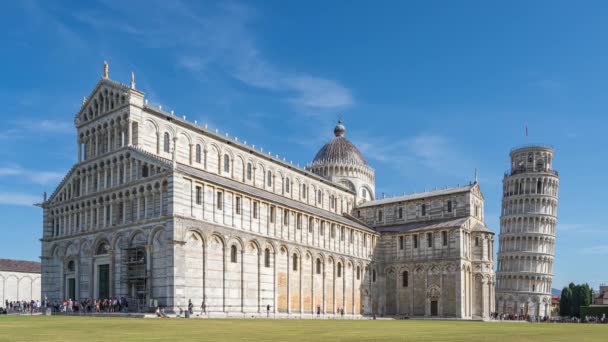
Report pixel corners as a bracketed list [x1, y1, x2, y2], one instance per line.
[337, 263, 342, 277]
[447, 200, 452, 213]
[356, 266, 361, 280]
[398, 207, 403, 219]
[253, 202, 258, 219]
[285, 178, 290, 193]
[292, 254, 298, 271]
[196, 144, 202, 163]
[246, 163, 252, 181]
[308, 217, 314, 233]
[267, 171, 272, 187]
[421, 204, 426, 216]
[235, 197, 241, 215]
[297, 214, 302, 230]
[399, 236, 404, 250]
[270, 206, 275, 223]
[413, 235, 418, 248]
[230, 245, 237, 263]
[264, 248, 271, 268]
[475, 237, 479, 247]
[402, 271, 409, 287]
[377, 210, 383, 222]
[67, 260, 75, 272]
[330, 224, 336, 239]
[317, 190, 322, 205]
[372, 269, 377, 282]
[216, 191, 223, 210]
[427, 233, 433, 248]
[283, 209, 289, 225]
[195, 186, 202, 205]
[223, 154, 230, 173]
[142, 165, 149, 178]
[442, 231, 448, 246]
[163, 132, 170, 153]
[316, 259, 322, 274]
[320, 221, 325, 236]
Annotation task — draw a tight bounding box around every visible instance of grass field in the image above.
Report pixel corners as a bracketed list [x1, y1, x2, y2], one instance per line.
[0, 316, 606, 342]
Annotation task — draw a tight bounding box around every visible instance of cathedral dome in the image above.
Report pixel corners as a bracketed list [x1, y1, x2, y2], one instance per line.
[312, 120, 367, 167]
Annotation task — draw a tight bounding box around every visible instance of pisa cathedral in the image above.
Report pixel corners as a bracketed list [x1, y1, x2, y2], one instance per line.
[40, 65, 495, 319]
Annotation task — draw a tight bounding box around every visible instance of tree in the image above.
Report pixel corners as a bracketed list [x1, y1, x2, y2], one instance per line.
[560, 286, 572, 317]
[560, 283, 595, 317]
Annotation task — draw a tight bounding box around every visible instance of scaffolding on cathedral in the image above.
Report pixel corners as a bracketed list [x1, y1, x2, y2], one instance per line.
[121, 246, 148, 312]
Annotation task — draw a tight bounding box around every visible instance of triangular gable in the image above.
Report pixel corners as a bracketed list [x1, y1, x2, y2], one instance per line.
[75, 78, 141, 127]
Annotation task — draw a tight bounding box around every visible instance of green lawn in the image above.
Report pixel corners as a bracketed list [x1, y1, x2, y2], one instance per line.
[0, 316, 606, 342]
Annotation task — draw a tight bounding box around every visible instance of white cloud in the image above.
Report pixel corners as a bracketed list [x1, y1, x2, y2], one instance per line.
[0, 166, 64, 184]
[0, 192, 41, 206]
[0, 119, 73, 140]
[582, 245, 608, 255]
[356, 132, 475, 179]
[74, 0, 354, 112]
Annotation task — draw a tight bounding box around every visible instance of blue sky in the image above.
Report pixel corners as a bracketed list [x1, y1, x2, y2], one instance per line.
[1, 0, 607, 291]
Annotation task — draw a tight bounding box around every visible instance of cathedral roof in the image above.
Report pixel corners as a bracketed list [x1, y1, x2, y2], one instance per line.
[374, 217, 469, 234]
[311, 121, 367, 167]
[357, 184, 475, 208]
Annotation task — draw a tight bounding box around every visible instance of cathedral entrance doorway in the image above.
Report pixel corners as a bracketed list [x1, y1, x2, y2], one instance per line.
[430, 300, 438, 316]
[97, 264, 110, 299]
[66, 278, 76, 300]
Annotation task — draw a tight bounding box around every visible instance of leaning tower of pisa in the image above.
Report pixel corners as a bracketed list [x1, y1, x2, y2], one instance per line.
[496, 145, 559, 319]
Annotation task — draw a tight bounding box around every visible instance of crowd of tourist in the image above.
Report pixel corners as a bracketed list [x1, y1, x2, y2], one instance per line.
[2, 300, 42, 314]
[50, 297, 130, 314]
[489, 311, 608, 323]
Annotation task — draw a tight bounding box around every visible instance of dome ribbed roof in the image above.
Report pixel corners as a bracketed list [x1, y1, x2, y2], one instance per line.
[312, 121, 367, 166]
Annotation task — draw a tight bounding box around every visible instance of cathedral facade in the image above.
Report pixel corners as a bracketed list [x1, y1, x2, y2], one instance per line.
[40, 67, 494, 319]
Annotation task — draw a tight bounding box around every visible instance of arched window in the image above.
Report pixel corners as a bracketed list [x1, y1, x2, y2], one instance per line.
[285, 178, 290, 193]
[67, 260, 75, 272]
[230, 245, 237, 263]
[267, 171, 272, 187]
[361, 188, 367, 198]
[537, 180, 542, 194]
[377, 210, 383, 221]
[372, 269, 376, 282]
[264, 248, 271, 268]
[402, 271, 409, 287]
[317, 190, 322, 205]
[142, 165, 149, 178]
[223, 154, 230, 173]
[246, 163, 252, 180]
[96, 242, 109, 255]
[337, 263, 342, 277]
[195, 144, 202, 163]
[316, 258, 322, 274]
[308, 217, 314, 233]
[398, 207, 403, 219]
[532, 284, 536, 292]
[356, 266, 360, 280]
[163, 132, 170, 153]
[292, 254, 298, 271]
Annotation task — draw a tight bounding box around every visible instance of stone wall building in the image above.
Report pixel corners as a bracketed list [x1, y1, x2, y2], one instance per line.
[40, 65, 494, 319]
[0, 259, 41, 305]
[495, 145, 559, 318]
